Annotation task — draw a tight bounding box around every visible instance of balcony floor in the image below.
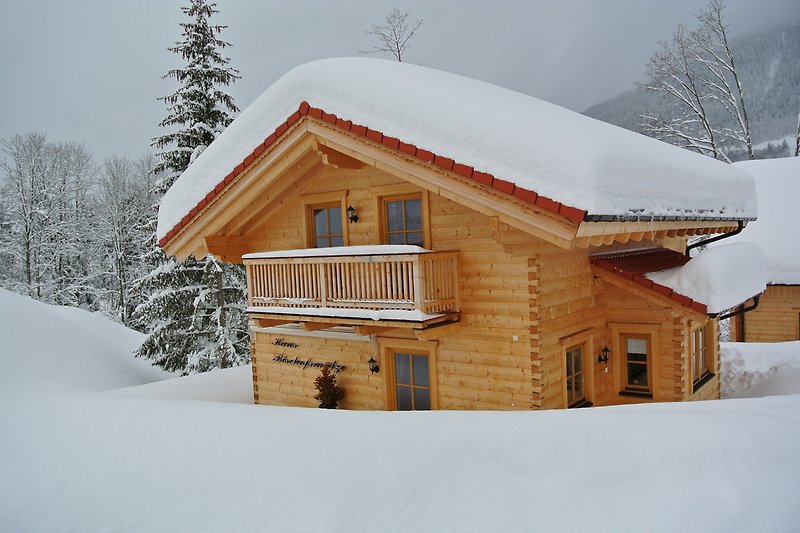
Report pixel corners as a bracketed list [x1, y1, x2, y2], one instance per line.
[247, 306, 459, 331]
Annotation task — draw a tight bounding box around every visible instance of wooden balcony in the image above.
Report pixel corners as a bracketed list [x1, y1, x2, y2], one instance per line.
[243, 246, 459, 331]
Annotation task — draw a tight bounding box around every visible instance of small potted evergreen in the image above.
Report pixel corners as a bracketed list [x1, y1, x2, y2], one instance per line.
[313, 363, 344, 409]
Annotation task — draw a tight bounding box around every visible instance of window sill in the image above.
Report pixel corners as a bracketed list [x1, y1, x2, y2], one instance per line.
[619, 390, 653, 399]
[692, 373, 715, 394]
[568, 399, 593, 409]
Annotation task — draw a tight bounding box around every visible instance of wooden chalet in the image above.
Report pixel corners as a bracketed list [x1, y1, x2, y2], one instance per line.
[157, 58, 763, 410]
[728, 158, 800, 343]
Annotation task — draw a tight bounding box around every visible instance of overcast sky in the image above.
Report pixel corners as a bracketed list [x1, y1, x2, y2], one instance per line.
[1, 0, 797, 162]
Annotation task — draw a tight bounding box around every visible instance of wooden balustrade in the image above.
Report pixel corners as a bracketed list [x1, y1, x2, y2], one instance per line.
[244, 249, 459, 316]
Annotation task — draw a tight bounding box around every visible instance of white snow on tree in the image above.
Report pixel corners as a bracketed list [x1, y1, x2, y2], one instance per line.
[134, 0, 248, 374]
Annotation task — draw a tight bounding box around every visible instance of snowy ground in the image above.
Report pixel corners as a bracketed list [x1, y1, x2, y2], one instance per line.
[1, 289, 799, 532]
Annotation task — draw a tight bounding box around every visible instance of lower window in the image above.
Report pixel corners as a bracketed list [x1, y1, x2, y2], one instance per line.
[565, 344, 587, 407]
[622, 334, 651, 394]
[392, 351, 431, 410]
[691, 323, 712, 389]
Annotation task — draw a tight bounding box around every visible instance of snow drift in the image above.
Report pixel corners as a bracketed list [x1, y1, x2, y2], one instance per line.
[0, 288, 169, 392]
[1, 289, 799, 532]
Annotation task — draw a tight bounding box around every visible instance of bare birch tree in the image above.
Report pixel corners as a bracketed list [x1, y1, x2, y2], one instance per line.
[93, 154, 155, 325]
[640, 0, 752, 161]
[692, 0, 753, 159]
[641, 24, 728, 161]
[362, 8, 422, 62]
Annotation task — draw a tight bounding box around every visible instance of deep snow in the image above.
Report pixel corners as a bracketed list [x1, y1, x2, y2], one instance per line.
[1, 289, 799, 532]
[729, 157, 800, 284]
[647, 242, 767, 314]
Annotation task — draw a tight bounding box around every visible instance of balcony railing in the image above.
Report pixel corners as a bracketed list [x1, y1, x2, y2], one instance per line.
[243, 246, 459, 317]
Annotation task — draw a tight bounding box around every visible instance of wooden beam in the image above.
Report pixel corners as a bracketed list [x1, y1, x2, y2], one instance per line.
[203, 235, 254, 263]
[253, 318, 295, 328]
[247, 310, 460, 330]
[164, 122, 314, 259]
[576, 220, 740, 239]
[314, 143, 364, 169]
[414, 321, 461, 341]
[224, 158, 326, 235]
[301, 322, 338, 332]
[353, 325, 390, 336]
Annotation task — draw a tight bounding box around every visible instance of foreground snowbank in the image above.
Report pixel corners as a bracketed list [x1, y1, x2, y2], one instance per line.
[721, 341, 800, 398]
[2, 391, 799, 533]
[1, 289, 799, 532]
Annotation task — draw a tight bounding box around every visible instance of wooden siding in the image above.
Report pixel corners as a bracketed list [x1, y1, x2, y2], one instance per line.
[731, 285, 800, 342]
[252, 329, 382, 409]
[241, 165, 533, 410]
[231, 161, 719, 410]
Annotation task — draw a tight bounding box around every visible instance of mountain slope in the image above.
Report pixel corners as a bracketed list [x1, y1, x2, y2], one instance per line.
[583, 20, 800, 156]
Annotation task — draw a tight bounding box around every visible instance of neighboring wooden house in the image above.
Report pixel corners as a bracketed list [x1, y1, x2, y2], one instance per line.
[157, 58, 765, 411]
[728, 158, 800, 342]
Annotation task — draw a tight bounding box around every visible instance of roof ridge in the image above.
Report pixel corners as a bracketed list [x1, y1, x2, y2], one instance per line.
[159, 101, 588, 248]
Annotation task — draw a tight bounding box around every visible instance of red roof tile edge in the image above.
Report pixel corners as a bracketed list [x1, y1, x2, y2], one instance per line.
[159, 101, 588, 248]
[590, 252, 709, 315]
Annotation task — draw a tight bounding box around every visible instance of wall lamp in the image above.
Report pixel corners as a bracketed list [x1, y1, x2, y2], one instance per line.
[598, 346, 610, 364]
[347, 204, 359, 223]
[367, 356, 380, 374]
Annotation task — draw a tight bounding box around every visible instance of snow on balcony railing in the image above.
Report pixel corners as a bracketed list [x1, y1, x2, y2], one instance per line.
[242, 245, 459, 316]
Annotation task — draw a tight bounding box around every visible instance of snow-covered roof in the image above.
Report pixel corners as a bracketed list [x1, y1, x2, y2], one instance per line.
[646, 243, 767, 315]
[592, 244, 767, 315]
[157, 57, 757, 242]
[728, 158, 800, 284]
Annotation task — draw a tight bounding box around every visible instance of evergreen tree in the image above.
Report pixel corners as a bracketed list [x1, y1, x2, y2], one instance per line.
[313, 364, 344, 409]
[133, 0, 248, 374]
[153, 0, 239, 179]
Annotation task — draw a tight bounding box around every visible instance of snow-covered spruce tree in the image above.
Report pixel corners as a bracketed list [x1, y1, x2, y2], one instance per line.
[133, 0, 248, 374]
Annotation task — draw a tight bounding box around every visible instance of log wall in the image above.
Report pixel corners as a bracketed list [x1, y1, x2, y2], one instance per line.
[731, 285, 800, 342]
[237, 163, 720, 410]
[243, 165, 533, 410]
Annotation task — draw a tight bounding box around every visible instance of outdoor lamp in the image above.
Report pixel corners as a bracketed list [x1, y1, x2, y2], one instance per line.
[367, 356, 380, 374]
[598, 345, 610, 364]
[347, 204, 359, 223]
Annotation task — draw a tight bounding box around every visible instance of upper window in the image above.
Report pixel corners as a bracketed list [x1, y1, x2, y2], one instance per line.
[311, 204, 344, 248]
[691, 323, 712, 387]
[622, 334, 651, 394]
[382, 195, 424, 246]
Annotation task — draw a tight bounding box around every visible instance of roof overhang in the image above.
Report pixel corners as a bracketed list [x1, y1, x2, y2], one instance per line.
[159, 102, 754, 261]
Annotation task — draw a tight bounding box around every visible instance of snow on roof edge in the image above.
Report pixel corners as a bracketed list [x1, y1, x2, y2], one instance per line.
[646, 243, 767, 315]
[157, 57, 757, 243]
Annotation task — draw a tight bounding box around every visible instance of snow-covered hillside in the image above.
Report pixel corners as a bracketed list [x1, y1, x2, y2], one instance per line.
[1, 289, 799, 532]
[0, 288, 170, 392]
